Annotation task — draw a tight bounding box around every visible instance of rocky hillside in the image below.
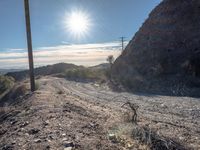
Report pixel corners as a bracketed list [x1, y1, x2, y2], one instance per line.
[112, 0, 200, 96]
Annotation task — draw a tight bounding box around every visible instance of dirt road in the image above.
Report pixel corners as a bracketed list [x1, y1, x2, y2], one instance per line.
[0, 77, 199, 149]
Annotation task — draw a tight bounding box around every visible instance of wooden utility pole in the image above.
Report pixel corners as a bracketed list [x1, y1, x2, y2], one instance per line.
[120, 37, 126, 51]
[24, 0, 35, 92]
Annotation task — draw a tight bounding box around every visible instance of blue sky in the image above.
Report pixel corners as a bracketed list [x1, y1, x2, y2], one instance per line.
[0, 0, 161, 69]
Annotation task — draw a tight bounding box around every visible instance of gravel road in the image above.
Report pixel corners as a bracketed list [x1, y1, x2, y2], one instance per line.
[45, 77, 200, 149]
[0, 76, 199, 149]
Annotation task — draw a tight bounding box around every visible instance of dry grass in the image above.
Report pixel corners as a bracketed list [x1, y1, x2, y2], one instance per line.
[0, 75, 14, 96]
[132, 125, 187, 150]
[108, 122, 187, 150]
[108, 123, 136, 149]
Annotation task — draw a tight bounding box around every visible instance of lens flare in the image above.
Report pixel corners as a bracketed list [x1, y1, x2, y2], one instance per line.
[65, 10, 91, 39]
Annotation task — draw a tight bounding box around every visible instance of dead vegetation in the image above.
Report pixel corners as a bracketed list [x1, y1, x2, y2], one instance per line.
[121, 101, 139, 124]
[131, 125, 187, 150]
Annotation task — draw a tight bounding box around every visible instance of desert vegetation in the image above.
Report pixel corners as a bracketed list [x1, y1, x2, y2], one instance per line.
[0, 75, 14, 96]
[64, 67, 108, 83]
[108, 100, 188, 150]
[106, 55, 114, 67]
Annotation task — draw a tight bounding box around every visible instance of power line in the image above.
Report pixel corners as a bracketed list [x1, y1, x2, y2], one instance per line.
[24, 0, 35, 92]
[120, 37, 126, 51]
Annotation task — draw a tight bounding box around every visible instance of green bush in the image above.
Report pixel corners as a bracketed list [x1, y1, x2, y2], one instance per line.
[64, 67, 107, 82]
[35, 81, 40, 90]
[0, 75, 15, 95]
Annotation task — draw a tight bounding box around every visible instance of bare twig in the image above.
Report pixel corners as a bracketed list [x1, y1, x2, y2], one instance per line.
[121, 101, 139, 124]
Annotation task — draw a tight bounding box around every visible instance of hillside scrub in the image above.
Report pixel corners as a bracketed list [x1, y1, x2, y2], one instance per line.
[64, 67, 108, 83]
[0, 75, 14, 95]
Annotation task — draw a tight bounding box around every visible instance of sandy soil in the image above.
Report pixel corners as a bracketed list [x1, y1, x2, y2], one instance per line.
[0, 76, 199, 150]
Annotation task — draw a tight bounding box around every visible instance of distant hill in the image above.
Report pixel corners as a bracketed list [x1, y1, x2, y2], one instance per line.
[6, 63, 81, 81]
[89, 63, 110, 70]
[0, 69, 22, 75]
[112, 0, 200, 96]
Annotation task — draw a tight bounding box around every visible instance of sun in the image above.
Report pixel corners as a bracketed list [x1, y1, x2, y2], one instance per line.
[65, 10, 91, 39]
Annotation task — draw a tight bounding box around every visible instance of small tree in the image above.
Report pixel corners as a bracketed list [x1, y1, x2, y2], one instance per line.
[106, 55, 114, 67]
[106, 55, 114, 79]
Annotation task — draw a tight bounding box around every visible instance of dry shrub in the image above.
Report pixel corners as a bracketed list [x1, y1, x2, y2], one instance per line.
[132, 125, 187, 150]
[11, 84, 27, 100]
[0, 76, 14, 95]
[108, 123, 135, 149]
[123, 111, 134, 123]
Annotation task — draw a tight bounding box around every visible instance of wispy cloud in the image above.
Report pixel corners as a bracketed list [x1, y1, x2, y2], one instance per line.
[5, 48, 25, 52]
[0, 41, 127, 69]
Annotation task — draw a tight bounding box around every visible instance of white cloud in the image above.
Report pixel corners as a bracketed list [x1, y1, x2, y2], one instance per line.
[0, 41, 125, 69]
[6, 48, 25, 52]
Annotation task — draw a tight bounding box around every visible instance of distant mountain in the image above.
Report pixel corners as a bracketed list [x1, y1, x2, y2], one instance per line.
[112, 0, 200, 96]
[6, 63, 81, 81]
[0, 69, 22, 75]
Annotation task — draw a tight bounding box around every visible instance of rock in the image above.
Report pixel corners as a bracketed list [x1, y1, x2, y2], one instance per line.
[108, 133, 118, 143]
[161, 103, 167, 108]
[2, 144, 13, 150]
[45, 145, 50, 149]
[64, 147, 72, 150]
[43, 120, 50, 126]
[62, 138, 68, 141]
[62, 133, 66, 136]
[28, 128, 40, 135]
[9, 118, 17, 125]
[126, 141, 134, 148]
[0, 129, 7, 135]
[20, 121, 29, 128]
[63, 141, 74, 148]
[48, 135, 54, 140]
[94, 83, 99, 87]
[112, 0, 200, 96]
[34, 139, 42, 143]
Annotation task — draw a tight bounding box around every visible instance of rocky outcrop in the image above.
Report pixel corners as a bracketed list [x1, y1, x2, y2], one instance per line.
[112, 0, 200, 96]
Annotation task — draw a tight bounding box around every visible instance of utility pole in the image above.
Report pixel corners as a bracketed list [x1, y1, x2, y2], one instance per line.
[120, 37, 126, 51]
[24, 0, 35, 92]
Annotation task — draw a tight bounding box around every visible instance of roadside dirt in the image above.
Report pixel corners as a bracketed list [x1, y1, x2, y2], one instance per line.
[0, 76, 199, 150]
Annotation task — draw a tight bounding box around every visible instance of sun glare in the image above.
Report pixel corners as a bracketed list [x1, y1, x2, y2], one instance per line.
[65, 10, 91, 39]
